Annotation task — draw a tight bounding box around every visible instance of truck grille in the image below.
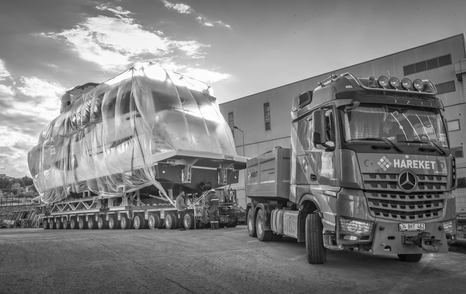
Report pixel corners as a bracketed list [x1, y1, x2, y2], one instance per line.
[362, 173, 447, 221]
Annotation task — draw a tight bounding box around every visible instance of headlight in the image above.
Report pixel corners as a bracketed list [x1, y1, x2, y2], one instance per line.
[442, 220, 456, 234]
[339, 217, 374, 235]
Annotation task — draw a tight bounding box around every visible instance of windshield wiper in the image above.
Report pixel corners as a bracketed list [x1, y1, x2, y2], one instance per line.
[399, 139, 446, 156]
[348, 138, 403, 153]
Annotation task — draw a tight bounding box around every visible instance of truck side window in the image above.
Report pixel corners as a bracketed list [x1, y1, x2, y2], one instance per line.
[324, 108, 335, 142]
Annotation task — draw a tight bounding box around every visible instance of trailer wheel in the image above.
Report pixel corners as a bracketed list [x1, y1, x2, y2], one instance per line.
[78, 218, 86, 230]
[165, 213, 177, 229]
[120, 215, 130, 229]
[97, 217, 107, 229]
[87, 218, 95, 229]
[183, 212, 195, 230]
[247, 208, 257, 237]
[398, 254, 422, 262]
[55, 219, 62, 229]
[133, 215, 145, 230]
[305, 213, 326, 264]
[70, 218, 77, 229]
[108, 216, 118, 229]
[43, 219, 49, 230]
[256, 208, 272, 241]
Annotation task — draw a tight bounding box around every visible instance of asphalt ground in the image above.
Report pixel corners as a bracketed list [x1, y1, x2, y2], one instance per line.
[1, 226, 466, 294]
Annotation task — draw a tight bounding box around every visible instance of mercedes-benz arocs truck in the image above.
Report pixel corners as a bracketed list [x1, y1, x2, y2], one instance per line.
[246, 73, 456, 264]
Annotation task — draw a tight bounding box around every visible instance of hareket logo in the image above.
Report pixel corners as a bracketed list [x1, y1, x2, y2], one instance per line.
[377, 156, 437, 171]
[377, 156, 391, 171]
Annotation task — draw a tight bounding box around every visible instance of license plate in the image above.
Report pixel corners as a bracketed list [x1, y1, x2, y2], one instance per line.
[399, 223, 425, 232]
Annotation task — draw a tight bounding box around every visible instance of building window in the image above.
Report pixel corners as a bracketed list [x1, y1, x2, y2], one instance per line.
[447, 119, 460, 132]
[457, 177, 466, 188]
[263, 102, 271, 131]
[228, 112, 234, 130]
[436, 80, 456, 94]
[452, 146, 463, 158]
[403, 54, 452, 76]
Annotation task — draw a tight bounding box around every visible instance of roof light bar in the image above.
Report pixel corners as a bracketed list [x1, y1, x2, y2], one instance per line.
[401, 78, 413, 90]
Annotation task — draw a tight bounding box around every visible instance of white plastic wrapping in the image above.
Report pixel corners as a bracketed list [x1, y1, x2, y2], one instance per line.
[28, 63, 240, 203]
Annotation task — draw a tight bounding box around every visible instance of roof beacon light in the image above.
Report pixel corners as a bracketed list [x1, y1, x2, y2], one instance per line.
[377, 75, 389, 88]
[413, 79, 424, 91]
[401, 78, 413, 90]
[389, 77, 400, 89]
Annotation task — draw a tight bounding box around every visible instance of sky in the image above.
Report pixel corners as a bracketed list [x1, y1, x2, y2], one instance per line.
[1, 0, 466, 177]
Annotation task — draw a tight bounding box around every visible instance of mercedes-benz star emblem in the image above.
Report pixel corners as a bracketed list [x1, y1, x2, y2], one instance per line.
[398, 171, 417, 192]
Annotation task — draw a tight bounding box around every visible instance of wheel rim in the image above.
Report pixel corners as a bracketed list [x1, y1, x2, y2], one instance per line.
[148, 216, 155, 229]
[98, 218, 103, 229]
[121, 217, 127, 229]
[108, 217, 114, 229]
[256, 212, 263, 237]
[70, 220, 76, 229]
[184, 214, 190, 229]
[166, 215, 172, 229]
[248, 211, 253, 232]
[134, 216, 140, 229]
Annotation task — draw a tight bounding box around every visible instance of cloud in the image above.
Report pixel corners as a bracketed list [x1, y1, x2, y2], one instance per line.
[0, 59, 11, 81]
[182, 68, 230, 83]
[40, 3, 230, 83]
[41, 5, 212, 72]
[161, 0, 232, 29]
[0, 60, 65, 177]
[161, 0, 192, 14]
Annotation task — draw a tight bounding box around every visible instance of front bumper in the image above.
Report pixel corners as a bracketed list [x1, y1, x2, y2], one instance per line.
[370, 221, 449, 255]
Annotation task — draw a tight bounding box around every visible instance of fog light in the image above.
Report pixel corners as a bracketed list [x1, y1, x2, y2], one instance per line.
[443, 220, 455, 234]
[389, 77, 400, 89]
[339, 217, 374, 235]
[413, 79, 424, 91]
[401, 78, 413, 90]
[377, 75, 389, 88]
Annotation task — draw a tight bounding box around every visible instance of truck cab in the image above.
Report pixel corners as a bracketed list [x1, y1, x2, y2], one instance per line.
[246, 73, 456, 264]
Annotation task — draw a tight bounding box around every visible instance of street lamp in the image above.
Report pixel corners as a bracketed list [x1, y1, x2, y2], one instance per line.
[233, 126, 245, 156]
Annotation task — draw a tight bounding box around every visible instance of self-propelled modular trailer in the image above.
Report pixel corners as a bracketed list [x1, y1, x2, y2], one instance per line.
[246, 73, 456, 264]
[28, 62, 246, 230]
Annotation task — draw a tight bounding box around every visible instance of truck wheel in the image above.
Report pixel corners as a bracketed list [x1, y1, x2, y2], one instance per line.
[133, 215, 145, 230]
[62, 220, 69, 229]
[97, 217, 107, 229]
[120, 215, 130, 229]
[108, 216, 118, 229]
[78, 218, 86, 230]
[247, 208, 257, 237]
[398, 254, 422, 262]
[183, 212, 195, 230]
[305, 213, 326, 264]
[55, 219, 62, 229]
[70, 218, 77, 229]
[165, 213, 177, 229]
[256, 208, 272, 241]
[87, 218, 95, 229]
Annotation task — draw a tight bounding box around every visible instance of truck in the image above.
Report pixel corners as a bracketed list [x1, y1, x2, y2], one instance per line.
[27, 62, 246, 230]
[245, 73, 456, 264]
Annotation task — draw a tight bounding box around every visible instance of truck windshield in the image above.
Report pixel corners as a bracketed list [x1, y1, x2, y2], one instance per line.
[341, 104, 448, 148]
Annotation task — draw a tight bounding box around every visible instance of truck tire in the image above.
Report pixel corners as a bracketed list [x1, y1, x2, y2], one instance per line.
[183, 212, 195, 230]
[256, 208, 272, 241]
[165, 212, 177, 229]
[55, 219, 62, 229]
[108, 216, 118, 229]
[70, 218, 77, 229]
[305, 213, 326, 264]
[398, 254, 422, 262]
[247, 208, 257, 237]
[62, 220, 69, 229]
[87, 218, 95, 229]
[133, 215, 145, 230]
[120, 215, 130, 229]
[43, 219, 49, 230]
[97, 217, 107, 229]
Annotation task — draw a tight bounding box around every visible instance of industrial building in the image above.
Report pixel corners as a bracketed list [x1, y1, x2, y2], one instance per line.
[220, 34, 466, 209]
